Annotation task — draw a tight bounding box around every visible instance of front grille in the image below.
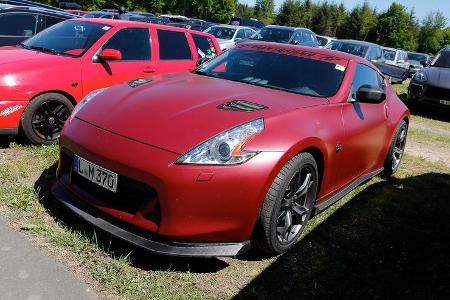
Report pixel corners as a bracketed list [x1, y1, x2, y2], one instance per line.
[60, 149, 159, 219]
[424, 86, 450, 100]
[410, 83, 423, 95]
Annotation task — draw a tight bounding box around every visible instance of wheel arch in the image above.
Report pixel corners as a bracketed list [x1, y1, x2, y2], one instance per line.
[28, 90, 77, 107]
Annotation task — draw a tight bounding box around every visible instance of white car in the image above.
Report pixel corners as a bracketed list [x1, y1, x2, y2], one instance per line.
[206, 25, 255, 51]
[382, 47, 410, 70]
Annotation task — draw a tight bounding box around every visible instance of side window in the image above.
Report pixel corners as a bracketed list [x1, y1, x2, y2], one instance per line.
[0, 13, 37, 36]
[157, 29, 192, 60]
[103, 28, 150, 61]
[376, 47, 382, 60]
[45, 16, 64, 28]
[192, 34, 217, 59]
[351, 64, 385, 100]
[245, 29, 254, 38]
[291, 31, 302, 44]
[301, 32, 314, 43]
[235, 29, 245, 39]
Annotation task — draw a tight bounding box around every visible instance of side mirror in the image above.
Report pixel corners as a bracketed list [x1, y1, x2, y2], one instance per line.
[196, 56, 210, 67]
[99, 49, 122, 61]
[356, 84, 386, 104]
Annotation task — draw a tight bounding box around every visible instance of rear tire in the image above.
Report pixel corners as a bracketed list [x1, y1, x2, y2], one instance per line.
[21, 93, 73, 145]
[253, 153, 319, 255]
[383, 120, 408, 176]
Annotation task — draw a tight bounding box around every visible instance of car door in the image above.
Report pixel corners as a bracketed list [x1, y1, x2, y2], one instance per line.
[154, 28, 196, 73]
[81, 27, 155, 95]
[0, 13, 38, 46]
[337, 63, 389, 188]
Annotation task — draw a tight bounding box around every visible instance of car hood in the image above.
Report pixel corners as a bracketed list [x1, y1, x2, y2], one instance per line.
[423, 67, 450, 88]
[76, 72, 328, 154]
[0, 47, 78, 75]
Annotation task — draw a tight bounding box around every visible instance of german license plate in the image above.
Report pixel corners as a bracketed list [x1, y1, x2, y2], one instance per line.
[73, 155, 118, 193]
[440, 100, 450, 106]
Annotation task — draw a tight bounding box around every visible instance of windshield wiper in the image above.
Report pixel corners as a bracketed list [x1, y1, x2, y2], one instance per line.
[18, 43, 59, 55]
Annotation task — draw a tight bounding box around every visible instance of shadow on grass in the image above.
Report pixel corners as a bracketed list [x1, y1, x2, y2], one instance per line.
[396, 90, 450, 123]
[34, 163, 229, 274]
[235, 173, 450, 299]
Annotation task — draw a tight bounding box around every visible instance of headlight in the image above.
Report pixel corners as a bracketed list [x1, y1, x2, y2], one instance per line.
[414, 70, 427, 82]
[69, 88, 107, 121]
[175, 119, 264, 165]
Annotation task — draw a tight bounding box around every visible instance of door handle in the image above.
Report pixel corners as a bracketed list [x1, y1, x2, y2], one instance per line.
[143, 67, 156, 73]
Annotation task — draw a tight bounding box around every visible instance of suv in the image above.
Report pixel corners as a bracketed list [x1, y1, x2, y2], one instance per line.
[382, 47, 409, 70]
[327, 39, 384, 63]
[247, 25, 319, 48]
[0, 19, 221, 144]
[0, 4, 76, 46]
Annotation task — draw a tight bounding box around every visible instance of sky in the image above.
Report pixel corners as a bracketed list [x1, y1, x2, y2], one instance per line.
[239, 0, 450, 24]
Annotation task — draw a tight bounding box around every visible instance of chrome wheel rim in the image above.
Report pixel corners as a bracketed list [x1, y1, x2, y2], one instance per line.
[392, 127, 407, 171]
[277, 166, 315, 245]
[32, 100, 70, 141]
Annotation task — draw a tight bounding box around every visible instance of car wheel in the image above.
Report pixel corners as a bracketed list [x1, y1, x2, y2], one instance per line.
[21, 93, 74, 145]
[383, 120, 408, 176]
[254, 153, 319, 255]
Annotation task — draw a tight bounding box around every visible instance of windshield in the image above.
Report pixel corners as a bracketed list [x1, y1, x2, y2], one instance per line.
[195, 48, 346, 97]
[249, 27, 294, 43]
[431, 52, 450, 68]
[408, 53, 427, 62]
[383, 49, 396, 61]
[329, 41, 368, 58]
[21, 20, 110, 57]
[206, 27, 236, 40]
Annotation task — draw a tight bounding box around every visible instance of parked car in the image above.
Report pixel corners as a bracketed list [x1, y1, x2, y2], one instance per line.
[229, 17, 265, 29]
[52, 42, 409, 257]
[0, 4, 76, 46]
[158, 14, 188, 23]
[408, 47, 450, 109]
[316, 35, 335, 48]
[185, 19, 216, 31]
[205, 25, 255, 50]
[0, 19, 221, 144]
[82, 11, 119, 19]
[0, 0, 65, 11]
[247, 25, 319, 47]
[407, 51, 432, 76]
[382, 47, 410, 70]
[65, 9, 88, 16]
[327, 39, 384, 63]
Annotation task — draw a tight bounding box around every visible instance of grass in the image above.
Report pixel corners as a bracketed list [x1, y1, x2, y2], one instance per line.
[0, 81, 449, 299]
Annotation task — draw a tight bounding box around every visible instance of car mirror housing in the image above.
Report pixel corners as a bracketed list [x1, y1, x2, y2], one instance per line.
[98, 49, 122, 61]
[356, 84, 386, 104]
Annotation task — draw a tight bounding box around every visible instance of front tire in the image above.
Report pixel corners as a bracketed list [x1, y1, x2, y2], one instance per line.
[254, 153, 319, 255]
[383, 120, 408, 176]
[21, 93, 73, 145]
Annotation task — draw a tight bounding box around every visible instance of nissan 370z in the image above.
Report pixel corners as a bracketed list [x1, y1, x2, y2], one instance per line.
[52, 43, 410, 257]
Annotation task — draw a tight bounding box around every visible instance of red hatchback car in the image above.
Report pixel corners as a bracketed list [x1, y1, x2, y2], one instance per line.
[52, 43, 409, 257]
[0, 18, 220, 144]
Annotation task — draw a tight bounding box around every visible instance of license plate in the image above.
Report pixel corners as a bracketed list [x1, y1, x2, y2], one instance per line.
[73, 155, 118, 193]
[440, 100, 450, 106]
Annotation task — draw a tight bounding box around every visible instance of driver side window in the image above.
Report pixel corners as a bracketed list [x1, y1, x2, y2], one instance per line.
[350, 64, 385, 101]
[103, 28, 151, 61]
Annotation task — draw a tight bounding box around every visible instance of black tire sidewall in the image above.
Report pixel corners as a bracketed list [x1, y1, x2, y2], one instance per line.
[21, 93, 73, 145]
[383, 120, 408, 176]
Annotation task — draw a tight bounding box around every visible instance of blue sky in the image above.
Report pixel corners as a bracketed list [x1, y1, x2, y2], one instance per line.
[239, 0, 450, 24]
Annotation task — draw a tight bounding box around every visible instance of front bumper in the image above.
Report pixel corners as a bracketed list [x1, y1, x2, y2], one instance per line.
[408, 81, 450, 108]
[52, 182, 251, 257]
[54, 117, 284, 254]
[0, 100, 27, 134]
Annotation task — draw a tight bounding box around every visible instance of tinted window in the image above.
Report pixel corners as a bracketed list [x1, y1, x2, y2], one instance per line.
[330, 41, 368, 58]
[351, 64, 385, 100]
[157, 29, 191, 60]
[104, 28, 150, 61]
[206, 26, 236, 40]
[236, 29, 245, 39]
[244, 29, 254, 38]
[383, 49, 395, 60]
[432, 51, 450, 68]
[0, 14, 37, 36]
[22, 20, 109, 57]
[317, 36, 328, 47]
[192, 34, 217, 59]
[301, 32, 314, 43]
[249, 27, 294, 43]
[196, 48, 346, 97]
[46, 16, 64, 28]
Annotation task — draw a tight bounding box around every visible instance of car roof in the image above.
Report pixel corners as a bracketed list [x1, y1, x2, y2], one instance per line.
[237, 41, 367, 64]
[210, 24, 253, 30]
[0, 4, 77, 17]
[335, 39, 381, 48]
[264, 25, 312, 32]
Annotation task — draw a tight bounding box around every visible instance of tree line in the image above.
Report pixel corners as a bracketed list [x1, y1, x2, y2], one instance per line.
[38, 0, 449, 54]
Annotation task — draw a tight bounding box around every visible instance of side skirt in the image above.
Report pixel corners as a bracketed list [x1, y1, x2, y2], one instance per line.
[312, 167, 384, 216]
[0, 128, 18, 136]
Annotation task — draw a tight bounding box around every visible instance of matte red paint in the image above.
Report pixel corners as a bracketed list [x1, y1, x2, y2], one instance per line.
[0, 19, 221, 133]
[56, 43, 410, 243]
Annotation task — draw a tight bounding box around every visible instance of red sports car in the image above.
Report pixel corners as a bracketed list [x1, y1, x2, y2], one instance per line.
[0, 19, 220, 144]
[52, 42, 410, 257]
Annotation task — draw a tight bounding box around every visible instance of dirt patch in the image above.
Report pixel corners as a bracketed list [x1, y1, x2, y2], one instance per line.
[405, 139, 450, 168]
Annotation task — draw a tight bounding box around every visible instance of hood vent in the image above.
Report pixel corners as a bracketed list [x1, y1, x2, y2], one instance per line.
[217, 100, 268, 112]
